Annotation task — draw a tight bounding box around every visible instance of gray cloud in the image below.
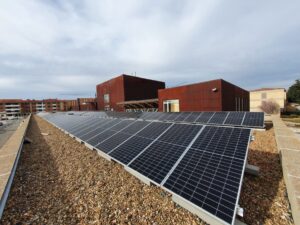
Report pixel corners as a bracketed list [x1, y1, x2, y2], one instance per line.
[0, 0, 299, 99]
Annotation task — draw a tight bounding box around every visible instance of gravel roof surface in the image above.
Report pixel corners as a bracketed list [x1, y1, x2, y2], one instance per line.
[0, 116, 294, 225]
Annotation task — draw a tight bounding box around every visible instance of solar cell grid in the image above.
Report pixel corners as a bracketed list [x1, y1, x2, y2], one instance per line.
[96, 132, 132, 153]
[120, 121, 150, 135]
[80, 119, 121, 141]
[68, 117, 101, 134]
[208, 112, 228, 124]
[164, 112, 181, 121]
[40, 112, 253, 225]
[191, 126, 250, 160]
[145, 112, 163, 120]
[173, 112, 191, 122]
[135, 122, 171, 139]
[242, 112, 264, 128]
[195, 112, 215, 123]
[109, 136, 154, 164]
[158, 124, 202, 147]
[129, 141, 187, 184]
[183, 112, 201, 123]
[163, 149, 245, 225]
[224, 112, 245, 126]
[86, 130, 116, 146]
[157, 113, 171, 121]
[73, 118, 107, 137]
[110, 120, 134, 131]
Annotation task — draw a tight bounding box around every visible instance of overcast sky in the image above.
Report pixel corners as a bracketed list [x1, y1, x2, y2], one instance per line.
[0, 0, 299, 99]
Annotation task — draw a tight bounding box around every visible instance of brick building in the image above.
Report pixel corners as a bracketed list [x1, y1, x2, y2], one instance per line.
[96, 74, 165, 111]
[158, 79, 249, 112]
[66, 98, 97, 111]
[0, 99, 68, 119]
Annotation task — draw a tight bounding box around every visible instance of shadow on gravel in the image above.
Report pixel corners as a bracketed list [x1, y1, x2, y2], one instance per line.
[239, 149, 285, 225]
[265, 122, 273, 131]
[0, 117, 78, 224]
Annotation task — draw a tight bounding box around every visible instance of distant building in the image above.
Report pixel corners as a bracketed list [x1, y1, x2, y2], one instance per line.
[96, 74, 165, 111]
[250, 88, 287, 112]
[0, 99, 68, 119]
[66, 98, 97, 111]
[158, 79, 249, 112]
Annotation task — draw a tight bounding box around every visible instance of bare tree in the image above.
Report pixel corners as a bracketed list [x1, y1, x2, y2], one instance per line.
[260, 100, 280, 114]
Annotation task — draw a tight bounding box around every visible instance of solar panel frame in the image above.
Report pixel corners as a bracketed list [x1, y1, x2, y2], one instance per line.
[173, 112, 191, 122]
[81, 119, 122, 142]
[223, 112, 246, 126]
[86, 119, 134, 147]
[161, 126, 252, 225]
[73, 118, 107, 137]
[76, 118, 116, 140]
[184, 112, 202, 123]
[242, 112, 264, 128]
[109, 136, 154, 165]
[196, 112, 215, 123]
[127, 124, 204, 185]
[68, 117, 103, 134]
[95, 121, 152, 154]
[39, 112, 253, 225]
[208, 112, 229, 125]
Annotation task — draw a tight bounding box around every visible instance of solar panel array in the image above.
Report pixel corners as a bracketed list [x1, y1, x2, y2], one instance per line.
[39, 112, 254, 225]
[139, 111, 264, 128]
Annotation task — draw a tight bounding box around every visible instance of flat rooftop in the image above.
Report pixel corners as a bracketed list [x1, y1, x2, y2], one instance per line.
[0, 115, 293, 224]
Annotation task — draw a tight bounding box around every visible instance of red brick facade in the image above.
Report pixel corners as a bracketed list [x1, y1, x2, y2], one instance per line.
[96, 74, 165, 111]
[158, 79, 249, 112]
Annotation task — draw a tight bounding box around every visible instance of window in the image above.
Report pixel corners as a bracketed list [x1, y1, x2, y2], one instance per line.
[104, 94, 110, 103]
[261, 93, 267, 99]
[163, 100, 179, 112]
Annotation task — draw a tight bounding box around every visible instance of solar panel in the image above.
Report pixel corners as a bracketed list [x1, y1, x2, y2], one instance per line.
[195, 112, 215, 123]
[174, 112, 191, 122]
[73, 118, 107, 137]
[86, 130, 116, 146]
[65, 116, 95, 132]
[184, 112, 201, 123]
[163, 150, 244, 224]
[80, 119, 121, 142]
[39, 112, 253, 225]
[191, 126, 250, 159]
[208, 112, 228, 125]
[120, 121, 150, 135]
[129, 141, 187, 184]
[162, 126, 251, 225]
[69, 117, 103, 134]
[96, 132, 132, 153]
[157, 113, 171, 121]
[164, 112, 181, 121]
[110, 120, 134, 131]
[242, 112, 264, 128]
[224, 112, 245, 126]
[135, 122, 172, 139]
[158, 124, 203, 147]
[109, 136, 154, 164]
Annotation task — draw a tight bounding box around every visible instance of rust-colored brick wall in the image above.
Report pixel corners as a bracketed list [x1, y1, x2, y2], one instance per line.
[158, 79, 249, 112]
[96, 74, 165, 111]
[96, 75, 125, 111]
[158, 80, 223, 112]
[221, 80, 249, 111]
[123, 75, 165, 101]
[78, 98, 97, 111]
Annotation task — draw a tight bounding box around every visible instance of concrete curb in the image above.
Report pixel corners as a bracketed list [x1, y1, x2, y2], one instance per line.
[0, 115, 31, 219]
[272, 115, 300, 225]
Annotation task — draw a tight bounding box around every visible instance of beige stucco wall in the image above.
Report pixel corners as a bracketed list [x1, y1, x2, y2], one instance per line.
[250, 89, 286, 112]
